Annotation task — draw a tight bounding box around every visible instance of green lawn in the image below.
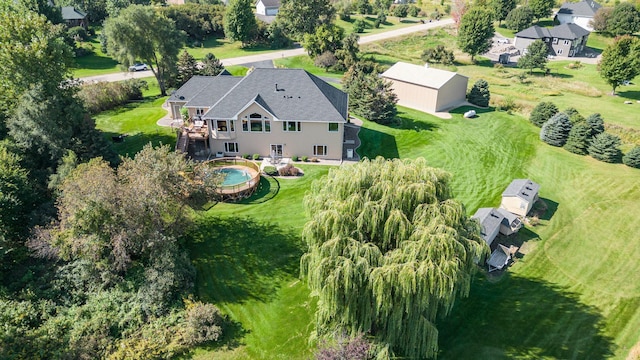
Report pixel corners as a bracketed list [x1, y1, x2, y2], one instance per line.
[72, 29, 121, 77]
[274, 55, 344, 79]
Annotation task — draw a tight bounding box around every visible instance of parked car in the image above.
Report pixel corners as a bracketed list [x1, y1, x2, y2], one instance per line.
[128, 63, 148, 72]
[496, 38, 510, 45]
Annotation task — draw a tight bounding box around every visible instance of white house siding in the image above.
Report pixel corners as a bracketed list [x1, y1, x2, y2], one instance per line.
[387, 79, 439, 113]
[204, 103, 344, 160]
[556, 13, 594, 31]
[435, 75, 468, 111]
[256, 1, 266, 15]
[500, 196, 531, 217]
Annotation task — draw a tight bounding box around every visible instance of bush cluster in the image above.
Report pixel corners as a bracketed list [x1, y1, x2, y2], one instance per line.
[78, 79, 148, 114]
[278, 164, 300, 176]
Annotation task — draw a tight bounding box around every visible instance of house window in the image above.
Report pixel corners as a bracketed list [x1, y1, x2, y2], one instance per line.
[564, 40, 570, 45]
[216, 120, 227, 132]
[313, 145, 327, 156]
[242, 119, 248, 132]
[265, 120, 271, 132]
[225, 142, 239, 153]
[196, 108, 206, 116]
[553, 38, 558, 44]
[557, 49, 563, 54]
[283, 121, 301, 132]
[328, 123, 339, 132]
[230, 120, 235, 132]
[250, 119, 263, 132]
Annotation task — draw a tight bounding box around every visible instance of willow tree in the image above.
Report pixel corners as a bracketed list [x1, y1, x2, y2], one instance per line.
[301, 157, 486, 359]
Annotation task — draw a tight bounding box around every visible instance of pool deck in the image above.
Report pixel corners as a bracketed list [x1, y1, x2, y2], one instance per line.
[215, 164, 260, 196]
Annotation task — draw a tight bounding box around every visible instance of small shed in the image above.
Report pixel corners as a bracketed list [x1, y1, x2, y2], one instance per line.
[380, 62, 469, 113]
[256, 0, 280, 16]
[498, 53, 510, 64]
[61, 6, 88, 28]
[472, 208, 505, 247]
[500, 179, 540, 217]
[488, 244, 512, 272]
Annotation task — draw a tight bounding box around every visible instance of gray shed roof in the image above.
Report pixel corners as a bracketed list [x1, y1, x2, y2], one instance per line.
[496, 208, 520, 227]
[61, 6, 87, 20]
[557, 0, 601, 17]
[549, 23, 591, 40]
[381, 62, 467, 90]
[202, 68, 348, 122]
[168, 76, 219, 102]
[488, 244, 511, 271]
[472, 208, 505, 246]
[185, 76, 243, 108]
[502, 179, 540, 203]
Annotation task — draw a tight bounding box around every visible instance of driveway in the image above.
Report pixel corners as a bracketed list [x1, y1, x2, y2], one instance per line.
[79, 18, 455, 83]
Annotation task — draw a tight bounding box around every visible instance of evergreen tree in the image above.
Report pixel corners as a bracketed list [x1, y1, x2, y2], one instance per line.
[598, 35, 640, 95]
[200, 53, 225, 76]
[588, 132, 622, 163]
[563, 123, 590, 155]
[301, 157, 486, 359]
[540, 112, 572, 147]
[517, 39, 548, 74]
[342, 62, 398, 124]
[530, 101, 558, 127]
[528, 0, 554, 21]
[622, 146, 640, 168]
[457, 7, 495, 61]
[175, 50, 199, 87]
[564, 107, 584, 124]
[467, 79, 490, 107]
[607, 2, 640, 36]
[585, 113, 605, 138]
[224, 0, 257, 46]
[505, 6, 534, 31]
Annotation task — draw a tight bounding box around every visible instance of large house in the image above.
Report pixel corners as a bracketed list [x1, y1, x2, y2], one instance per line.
[472, 207, 523, 246]
[168, 68, 348, 160]
[381, 62, 468, 113]
[514, 24, 590, 57]
[61, 6, 88, 28]
[500, 179, 540, 217]
[256, 0, 280, 16]
[555, 0, 601, 32]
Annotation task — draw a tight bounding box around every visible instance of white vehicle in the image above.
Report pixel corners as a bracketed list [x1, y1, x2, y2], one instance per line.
[128, 63, 148, 72]
[496, 38, 510, 45]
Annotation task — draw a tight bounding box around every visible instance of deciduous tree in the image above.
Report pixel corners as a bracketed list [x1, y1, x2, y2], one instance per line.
[528, 0, 554, 21]
[505, 6, 534, 31]
[489, 0, 516, 24]
[588, 132, 622, 163]
[303, 23, 345, 58]
[224, 0, 257, 46]
[590, 7, 612, 33]
[392, 4, 409, 19]
[451, 0, 469, 29]
[540, 112, 572, 146]
[457, 7, 494, 61]
[607, 2, 640, 36]
[598, 35, 640, 95]
[517, 39, 548, 74]
[103, 5, 185, 96]
[301, 157, 486, 359]
[276, 0, 336, 40]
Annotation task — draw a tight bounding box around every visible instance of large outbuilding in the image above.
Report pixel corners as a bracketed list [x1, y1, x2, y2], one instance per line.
[380, 62, 469, 113]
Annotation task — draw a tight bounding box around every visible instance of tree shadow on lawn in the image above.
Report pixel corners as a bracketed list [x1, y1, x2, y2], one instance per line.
[234, 175, 280, 205]
[450, 105, 495, 117]
[103, 131, 176, 158]
[188, 216, 303, 304]
[394, 110, 440, 132]
[184, 317, 248, 356]
[537, 197, 559, 221]
[357, 126, 400, 159]
[437, 274, 615, 359]
[617, 90, 640, 101]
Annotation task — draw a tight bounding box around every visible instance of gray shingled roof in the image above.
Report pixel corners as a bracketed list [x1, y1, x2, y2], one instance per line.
[496, 208, 520, 227]
[61, 6, 87, 20]
[488, 244, 511, 271]
[557, 0, 601, 17]
[185, 76, 243, 108]
[549, 23, 591, 39]
[201, 68, 348, 122]
[257, 0, 281, 7]
[515, 25, 551, 39]
[502, 179, 540, 203]
[168, 76, 218, 102]
[472, 208, 505, 246]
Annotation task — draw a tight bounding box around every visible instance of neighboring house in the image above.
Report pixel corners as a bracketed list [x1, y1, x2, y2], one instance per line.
[496, 208, 522, 236]
[256, 0, 280, 16]
[61, 6, 88, 28]
[500, 179, 540, 217]
[381, 62, 468, 113]
[555, 0, 601, 32]
[472, 208, 505, 247]
[514, 24, 590, 57]
[168, 68, 348, 160]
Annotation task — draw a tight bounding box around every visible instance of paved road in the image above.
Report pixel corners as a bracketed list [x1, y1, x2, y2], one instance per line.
[79, 18, 454, 83]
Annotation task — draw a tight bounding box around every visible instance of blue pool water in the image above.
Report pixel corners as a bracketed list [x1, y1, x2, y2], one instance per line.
[217, 167, 252, 186]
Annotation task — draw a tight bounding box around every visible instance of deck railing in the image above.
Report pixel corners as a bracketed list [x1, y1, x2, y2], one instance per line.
[205, 157, 261, 199]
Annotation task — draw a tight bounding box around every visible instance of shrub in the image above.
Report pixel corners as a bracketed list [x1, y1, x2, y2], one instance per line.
[563, 123, 590, 155]
[540, 112, 572, 147]
[373, 18, 382, 28]
[292, 155, 299, 161]
[278, 164, 300, 176]
[421, 45, 454, 65]
[353, 19, 366, 33]
[183, 301, 224, 346]
[429, 10, 442, 20]
[242, 154, 250, 159]
[588, 132, 622, 163]
[78, 79, 148, 114]
[409, 5, 421, 17]
[302, 156, 309, 162]
[311, 157, 319, 162]
[467, 79, 490, 107]
[262, 165, 278, 175]
[68, 26, 88, 41]
[530, 101, 559, 127]
[315, 51, 338, 70]
[252, 153, 260, 160]
[377, 11, 387, 24]
[623, 146, 640, 168]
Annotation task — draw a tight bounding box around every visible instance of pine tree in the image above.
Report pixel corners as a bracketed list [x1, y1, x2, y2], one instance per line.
[540, 112, 572, 147]
[342, 62, 398, 124]
[301, 157, 486, 359]
[467, 79, 490, 107]
[564, 107, 584, 124]
[588, 132, 622, 163]
[530, 101, 558, 127]
[200, 53, 225, 76]
[563, 123, 590, 155]
[623, 146, 640, 168]
[176, 50, 199, 87]
[585, 113, 605, 137]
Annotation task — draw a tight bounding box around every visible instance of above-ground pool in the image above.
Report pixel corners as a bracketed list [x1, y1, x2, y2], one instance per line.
[217, 167, 252, 186]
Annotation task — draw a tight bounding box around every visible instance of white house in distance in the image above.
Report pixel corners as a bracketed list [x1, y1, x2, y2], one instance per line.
[167, 68, 348, 160]
[500, 179, 540, 217]
[380, 62, 468, 114]
[256, 0, 280, 16]
[555, 0, 601, 32]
